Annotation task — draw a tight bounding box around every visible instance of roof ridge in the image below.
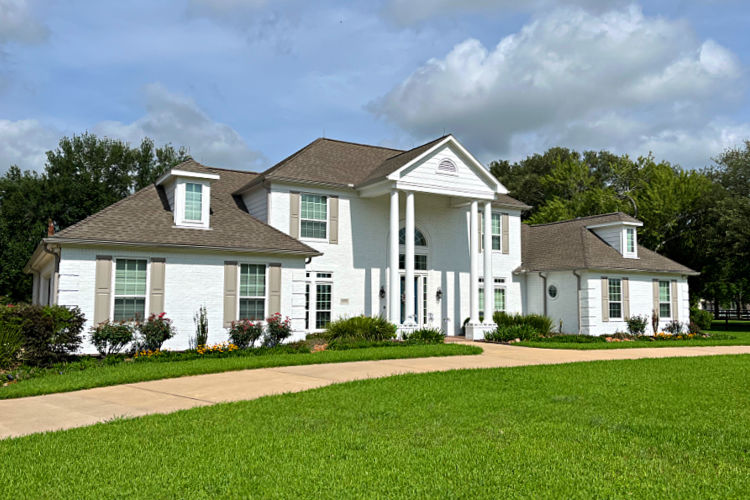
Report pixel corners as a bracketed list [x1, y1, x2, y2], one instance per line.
[317, 137, 404, 153]
[382, 135, 450, 162]
[172, 159, 259, 176]
[528, 212, 632, 227]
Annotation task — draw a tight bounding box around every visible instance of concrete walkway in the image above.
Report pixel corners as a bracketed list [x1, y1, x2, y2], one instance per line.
[2, 341, 749, 439]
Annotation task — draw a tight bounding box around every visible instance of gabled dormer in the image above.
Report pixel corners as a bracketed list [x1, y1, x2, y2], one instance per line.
[586, 215, 643, 259]
[156, 168, 220, 229]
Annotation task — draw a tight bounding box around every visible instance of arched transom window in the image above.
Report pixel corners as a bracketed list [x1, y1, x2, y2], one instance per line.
[399, 227, 428, 270]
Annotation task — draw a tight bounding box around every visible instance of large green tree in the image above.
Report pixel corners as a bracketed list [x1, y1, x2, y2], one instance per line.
[0, 134, 189, 302]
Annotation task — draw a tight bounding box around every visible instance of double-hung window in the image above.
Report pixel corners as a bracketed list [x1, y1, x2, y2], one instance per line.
[608, 278, 623, 319]
[659, 281, 671, 318]
[113, 259, 147, 321]
[239, 264, 266, 320]
[184, 183, 203, 221]
[481, 213, 502, 251]
[479, 278, 506, 313]
[300, 194, 327, 239]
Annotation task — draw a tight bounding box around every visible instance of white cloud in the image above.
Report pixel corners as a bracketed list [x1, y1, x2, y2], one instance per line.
[1, 84, 266, 173]
[93, 83, 266, 170]
[0, 119, 59, 173]
[371, 5, 747, 168]
[0, 0, 48, 44]
[382, 0, 629, 25]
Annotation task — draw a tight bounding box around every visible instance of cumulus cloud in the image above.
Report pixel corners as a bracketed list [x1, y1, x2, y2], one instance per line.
[0, 0, 48, 44]
[382, 0, 629, 25]
[93, 83, 266, 170]
[1, 84, 265, 173]
[371, 5, 746, 168]
[0, 119, 59, 173]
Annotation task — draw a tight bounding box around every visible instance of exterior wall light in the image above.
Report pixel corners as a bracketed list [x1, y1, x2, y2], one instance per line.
[436, 287, 443, 301]
[379, 286, 386, 299]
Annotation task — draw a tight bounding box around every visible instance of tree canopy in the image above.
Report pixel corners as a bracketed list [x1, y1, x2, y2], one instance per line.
[0, 134, 188, 301]
[490, 142, 750, 310]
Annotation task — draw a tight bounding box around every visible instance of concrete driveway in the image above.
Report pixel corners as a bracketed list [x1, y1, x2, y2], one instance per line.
[1, 340, 748, 439]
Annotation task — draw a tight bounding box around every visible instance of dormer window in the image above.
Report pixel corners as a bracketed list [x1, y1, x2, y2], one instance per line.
[626, 228, 635, 253]
[184, 183, 203, 222]
[156, 168, 219, 229]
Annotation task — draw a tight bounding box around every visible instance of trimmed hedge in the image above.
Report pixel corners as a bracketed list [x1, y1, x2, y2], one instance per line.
[324, 316, 397, 342]
[493, 312, 553, 336]
[485, 324, 538, 342]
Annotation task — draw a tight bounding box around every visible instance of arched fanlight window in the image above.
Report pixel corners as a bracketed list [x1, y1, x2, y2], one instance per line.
[399, 227, 427, 246]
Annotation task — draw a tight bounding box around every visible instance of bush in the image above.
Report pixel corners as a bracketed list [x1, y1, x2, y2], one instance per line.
[136, 313, 176, 352]
[228, 319, 264, 349]
[533, 334, 607, 344]
[90, 321, 134, 356]
[625, 315, 648, 335]
[493, 312, 553, 336]
[690, 307, 713, 332]
[263, 313, 292, 347]
[402, 328, 445, 344]
[0, 323, 23, 370]
[326, 339, 399, 351]
[193, 305, 209, 348]
[0, 304, 85, 366]
[324, 315, 397, 342]
[485, 324, 538, 342]
[663, 320, 684, 334]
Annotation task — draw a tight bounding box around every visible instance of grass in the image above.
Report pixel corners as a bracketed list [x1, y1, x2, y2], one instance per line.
[1, 355, 747, 498]
[516, 320, 750, 349]
[0, 343, 480, 400]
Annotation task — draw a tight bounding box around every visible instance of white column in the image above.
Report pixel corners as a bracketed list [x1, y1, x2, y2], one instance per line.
[469, 200, 479, 324]
[389, 190, 401, 325]
[404, 191, 416, 325]
[483, 201, 493, 324]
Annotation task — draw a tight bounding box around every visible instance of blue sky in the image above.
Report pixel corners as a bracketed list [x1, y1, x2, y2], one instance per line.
[1, 0, 749, 173]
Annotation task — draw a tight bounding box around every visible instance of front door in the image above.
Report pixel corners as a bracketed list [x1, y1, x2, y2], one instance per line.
[400, 274, 428, 326]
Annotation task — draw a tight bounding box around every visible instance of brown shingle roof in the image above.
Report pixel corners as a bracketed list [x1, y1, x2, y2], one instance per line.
[50, 160, 320, 256]
[519, 213, 697, 275]
[356, 135, 449, 187]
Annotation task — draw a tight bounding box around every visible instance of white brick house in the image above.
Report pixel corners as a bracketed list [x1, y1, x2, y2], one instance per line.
[25, 135, 697, 352]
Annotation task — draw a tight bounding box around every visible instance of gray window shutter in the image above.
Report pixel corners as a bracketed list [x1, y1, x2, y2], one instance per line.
[94, 255, 112, 325]
[289, 192, 300, 239]
[149, 258, 166, 315]
[502, 213, 509, 255]
[223, 261, 238, 328]
[329, 196, 339, 244]
[671, 280, 678, 320]
[601, 276, 609, 322]
[268, 263, 282, 315]
[652, 279, 660, 319]
[622, 277, 630, 319]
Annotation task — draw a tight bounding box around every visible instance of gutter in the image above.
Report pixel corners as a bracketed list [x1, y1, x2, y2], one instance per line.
[43, 237, 323, 258]
[539, 272, 548, 316]
[42, 244, 61, 306]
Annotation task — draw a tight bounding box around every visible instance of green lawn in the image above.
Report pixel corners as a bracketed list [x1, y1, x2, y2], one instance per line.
[0, 343, 480, 400]
[517, 320, 750, 349]
[1, 355, 747, 498]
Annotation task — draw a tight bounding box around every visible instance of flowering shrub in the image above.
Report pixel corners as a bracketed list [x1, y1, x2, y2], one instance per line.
[196, 342, 238, 355]
[90, 321, 134, 356]
[263, 313, 292, 347]
[228, 319, 264, 349]
[136, 313, 175, 352]
[133, 349, 163, 360]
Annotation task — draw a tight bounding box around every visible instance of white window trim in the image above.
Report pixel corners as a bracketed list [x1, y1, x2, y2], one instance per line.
[547, 282, 559, 301]
[608, 277, 623, 320]
[658, 280, 672, 320]
[183, 182, 203, 223]
[623, 227, 638, 259]
[173, 178, 211, 229]
[299, 193, 329, 242]
[479, 277, 507, 312]
[480, 211, 503, 252]
[236, 262, 269, 322]
[110, 257, 150, 323]
[305, 271, 333, 331]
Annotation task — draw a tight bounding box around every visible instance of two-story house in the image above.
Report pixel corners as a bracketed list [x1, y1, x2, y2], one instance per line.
[25, 135, 696, 351]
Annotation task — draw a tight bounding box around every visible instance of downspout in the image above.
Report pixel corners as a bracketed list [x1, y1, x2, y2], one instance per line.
[539, 272, 547, 316]
[41, 243, 61, 306]
[573, 270, 582, 334]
